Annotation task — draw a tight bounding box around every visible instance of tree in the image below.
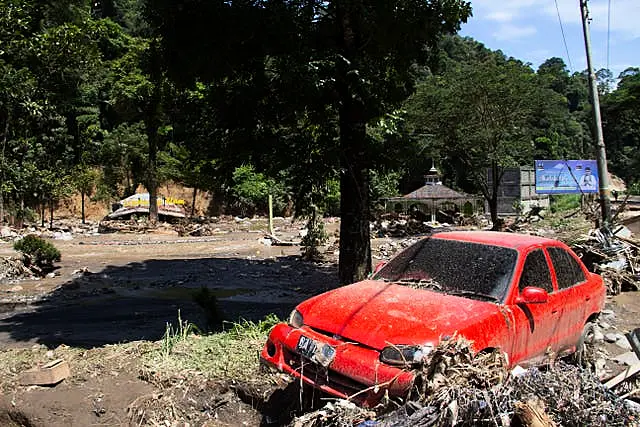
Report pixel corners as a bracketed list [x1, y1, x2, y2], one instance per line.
[145, 0, 472, 284]
[406, 56, 545, 228]
[601, 68, 640, 187]
[72, 166, 99, 223]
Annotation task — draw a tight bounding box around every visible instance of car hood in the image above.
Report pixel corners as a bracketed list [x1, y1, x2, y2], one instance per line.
[298, 280, 499, 350]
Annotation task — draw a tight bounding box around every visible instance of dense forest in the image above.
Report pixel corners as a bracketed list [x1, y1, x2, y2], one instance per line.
[0, 0, 639, 282]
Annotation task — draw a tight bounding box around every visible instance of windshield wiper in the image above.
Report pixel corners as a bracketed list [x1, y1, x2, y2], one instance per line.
[445, 290, 498, 302]
[395, 278, 443, 291]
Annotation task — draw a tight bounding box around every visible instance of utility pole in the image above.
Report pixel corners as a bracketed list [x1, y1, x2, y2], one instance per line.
[580, 0, 612, 226]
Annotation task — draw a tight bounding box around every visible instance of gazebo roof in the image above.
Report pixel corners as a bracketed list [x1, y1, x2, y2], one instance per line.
[390, 183, 472, 201]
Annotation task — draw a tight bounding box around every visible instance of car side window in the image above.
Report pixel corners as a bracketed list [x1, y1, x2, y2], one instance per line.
[518, 249, 553, 293]
[548, 247, 587, 290]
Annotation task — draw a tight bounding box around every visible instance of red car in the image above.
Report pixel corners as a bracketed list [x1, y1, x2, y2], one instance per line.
[260, 231, 605, 406]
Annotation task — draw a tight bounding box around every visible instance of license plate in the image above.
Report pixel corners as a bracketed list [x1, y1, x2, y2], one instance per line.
[296, 335, 336, 367]
[296, 335, 317, 359]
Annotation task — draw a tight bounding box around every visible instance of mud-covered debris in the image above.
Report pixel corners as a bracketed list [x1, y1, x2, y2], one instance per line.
[0, 257, 35, 282]
[18, 359, 70, 386]
[290, 337, 637, 426]
[370, 218, 435, 238]
[290, 400, 376, 427]
[571, 228, 640, 295]
[374, 238, 419, 260]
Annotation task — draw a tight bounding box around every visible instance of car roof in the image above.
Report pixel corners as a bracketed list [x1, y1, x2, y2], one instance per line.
[432, 230, 558, 250]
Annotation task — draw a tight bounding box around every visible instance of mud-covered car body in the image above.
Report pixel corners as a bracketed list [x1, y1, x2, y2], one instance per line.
[260, 231, 605, 405]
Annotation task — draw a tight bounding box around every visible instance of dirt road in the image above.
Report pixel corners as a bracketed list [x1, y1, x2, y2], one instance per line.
[0, 227, 339, 349]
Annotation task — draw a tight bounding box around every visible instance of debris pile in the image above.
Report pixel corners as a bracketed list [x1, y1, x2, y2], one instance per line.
[290, 399, 376, 427]
[0, 257, 35, 282]
[370, 218, 436, 238]
[571, 227, 640, 295]
[290, 338, 637, 427]
[0, 221, 99, 242]
[374, 238, 419, 260]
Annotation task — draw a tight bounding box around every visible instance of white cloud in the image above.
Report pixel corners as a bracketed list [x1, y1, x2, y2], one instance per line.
[493, 24, 538, 41]
[548, 0, 640, 39]
[473, 0, 640, 39]
[486, 10, 516, 22]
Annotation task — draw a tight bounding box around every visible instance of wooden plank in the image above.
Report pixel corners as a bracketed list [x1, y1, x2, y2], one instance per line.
[19, 359, 70, 386]
[604, 363, 640, 389]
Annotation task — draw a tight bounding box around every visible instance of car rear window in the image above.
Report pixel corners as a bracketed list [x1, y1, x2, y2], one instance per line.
[373, 237, 518, 302]
[548, 247, 587, 290]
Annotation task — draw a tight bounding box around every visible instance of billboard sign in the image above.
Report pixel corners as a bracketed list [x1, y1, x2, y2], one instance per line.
[535, 160, 599, 194]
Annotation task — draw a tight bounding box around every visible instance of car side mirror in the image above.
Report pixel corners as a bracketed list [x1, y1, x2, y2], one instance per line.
[516, 286, 549, 304]
[373, 261, 387, 274]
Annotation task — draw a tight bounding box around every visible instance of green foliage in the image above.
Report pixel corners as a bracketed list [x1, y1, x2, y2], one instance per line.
[550, 195, 581, 213]
[13, 235, 61, 268]
[370, 170, 402, 201]
[301, 206, 329, 260]
[145, 314, 280, 383]
[230, 164, 283, 216]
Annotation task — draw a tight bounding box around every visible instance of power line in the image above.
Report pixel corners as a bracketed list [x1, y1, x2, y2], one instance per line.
[554, 0, 574, 71]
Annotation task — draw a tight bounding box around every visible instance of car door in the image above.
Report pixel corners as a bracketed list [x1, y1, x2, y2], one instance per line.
[508, 248, 561, 364]
[546, 246, 590, 353]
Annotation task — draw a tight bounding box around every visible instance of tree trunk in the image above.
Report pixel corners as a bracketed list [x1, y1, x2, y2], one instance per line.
[49, 199, 54, 230]
[145, 39, 162, 226]
[81, 190, 86, 224]
[0, 111, 9, 225]
[41, 200, 45, 228]
[191, 187, 197, 217]
[336, 1, 371, 285]
[489, 162, 501, 231]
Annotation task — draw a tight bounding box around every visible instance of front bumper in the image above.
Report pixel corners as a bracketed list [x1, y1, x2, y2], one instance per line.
[260, 323, 415, 406]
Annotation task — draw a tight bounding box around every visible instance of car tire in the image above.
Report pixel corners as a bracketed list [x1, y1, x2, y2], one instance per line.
[573, 321, 597, 369]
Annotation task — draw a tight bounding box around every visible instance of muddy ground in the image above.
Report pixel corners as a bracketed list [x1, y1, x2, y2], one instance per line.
[0, 219, 343, 426]
[0, 218, 639, 426]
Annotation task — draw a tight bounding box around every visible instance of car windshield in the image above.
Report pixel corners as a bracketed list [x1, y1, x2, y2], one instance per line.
[373, 237, 518, 303]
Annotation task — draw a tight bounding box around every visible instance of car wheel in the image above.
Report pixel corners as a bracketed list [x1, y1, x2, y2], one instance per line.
[573, 322, 598, 369]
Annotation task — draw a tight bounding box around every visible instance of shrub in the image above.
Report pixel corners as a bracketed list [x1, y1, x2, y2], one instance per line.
[13, 235, 61, 269]
[550, 194, 581, 213]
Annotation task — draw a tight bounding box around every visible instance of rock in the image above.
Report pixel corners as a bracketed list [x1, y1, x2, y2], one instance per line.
[46, 272, 56, 278]
[598, 321, 611, 330]
[0, 226, 15, 238]
[52, 231, 73, 241]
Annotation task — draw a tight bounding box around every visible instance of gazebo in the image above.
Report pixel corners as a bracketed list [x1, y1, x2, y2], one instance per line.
[384, 168, 483, 222]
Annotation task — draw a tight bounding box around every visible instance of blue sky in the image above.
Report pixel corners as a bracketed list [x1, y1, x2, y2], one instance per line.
[460, 0, 639, 79]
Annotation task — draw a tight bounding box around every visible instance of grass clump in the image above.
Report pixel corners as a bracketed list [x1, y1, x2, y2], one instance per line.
[160, 309, 200, 358]
[145, 314, 280, 383]
[550, 194, 581, 213]
[13, 235, 61, 270]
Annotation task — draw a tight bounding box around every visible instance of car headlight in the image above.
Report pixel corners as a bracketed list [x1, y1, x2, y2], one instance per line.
[380, 344, 434, 366]
[289, 309, 304, 328]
